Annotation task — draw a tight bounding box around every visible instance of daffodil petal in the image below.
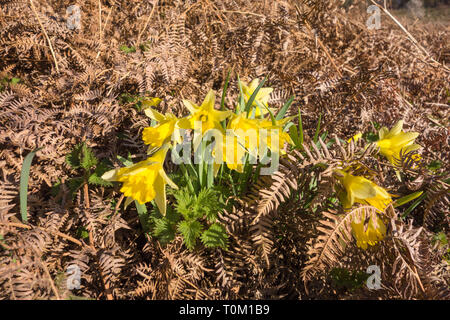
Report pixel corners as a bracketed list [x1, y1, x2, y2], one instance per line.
[143, 107, 165, 122]
[182, 99, 198, 114]
[101, 168, 119, 181]
[389, 120, 404, 137]
[349, 177, 377, 199]
[159, 168, 178, 190]
[202, 90, 216, 111]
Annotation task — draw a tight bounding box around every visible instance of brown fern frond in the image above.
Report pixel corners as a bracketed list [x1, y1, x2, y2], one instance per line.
[301, 206, 380, 282]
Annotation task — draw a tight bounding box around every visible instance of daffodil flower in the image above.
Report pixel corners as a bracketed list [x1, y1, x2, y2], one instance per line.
[178, 90, 232, 136]
[217, 113, 262, 173]
[101, 145, 177, 215]
[351, 213, 386, 250]
[241, 78, 274, 117]
[347, 132, 362, 144]
[376, 120, 420, 166]
[336, 170, 392, 212]
[258, 116, 295, 155]
[142, 107, 181, 148]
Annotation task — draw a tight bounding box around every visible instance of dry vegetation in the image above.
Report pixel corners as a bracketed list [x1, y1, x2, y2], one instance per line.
[0, 0, 449, 300]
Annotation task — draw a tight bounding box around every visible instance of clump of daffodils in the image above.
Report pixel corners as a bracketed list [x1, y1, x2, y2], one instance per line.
[102, 78, 295, 215]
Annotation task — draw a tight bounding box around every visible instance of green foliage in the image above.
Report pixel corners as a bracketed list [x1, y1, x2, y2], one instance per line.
[149, 206, 181, 245]
[0, 76, 21, 91]
[200, 223, 228, 249]
[177, 220, 203, 250]
[76, 227, 89, 239]
[20, 148, 41, 222]
[64, 142, 112, 198]
[330, 268, 369, 292]
[427, 160, 442, 173]
[119, 45, 136, 54]
[151, 186, 228, 251]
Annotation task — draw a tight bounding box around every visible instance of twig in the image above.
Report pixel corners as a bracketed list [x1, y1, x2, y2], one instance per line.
[369, 0, 449, 72]
[94, 5, 114, 62]
[137, 0, 158, 46]
[38, 254, 61, 300]
[0, 222, 83, 246]
[29, 0, 59, 73]
[98, 0, 102, 43]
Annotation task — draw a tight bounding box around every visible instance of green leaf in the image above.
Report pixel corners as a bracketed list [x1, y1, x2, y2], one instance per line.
[297, 107, 304, 146]
[88, 173, 112, 186]
[236, 74, 246, 114]
[174, 188, 196, 220]
[81, 143, 98, 170]
[88, 160, 113, 187]
[245, 76, 267, 114]
[66, 144, 82, 169]
[196, 188, 223, 222]
[10, 77, 21, 84]
[77, 227, 89, 239]
[401, 192, 427, 219]
[119, 45, 136, 53]
[394, 191, 424, 208]
[427, 160, 442, 172]
[313, 113, 322, 143]
[67, 177, 85, 196]
[275, 95, 294, 120]
[363, 132, 379, 143]
[153, 218, 176, 245]
[135, 201, 149, 232]
[20, 148, 42, 222]
[200, 223, 228, 249]
[178, 220, 203, 250]
[117, 154, 133, 167]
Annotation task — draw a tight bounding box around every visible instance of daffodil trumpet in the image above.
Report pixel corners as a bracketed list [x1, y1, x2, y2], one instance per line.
[335, 169, 392, 213]
[101, 145, 177, 215]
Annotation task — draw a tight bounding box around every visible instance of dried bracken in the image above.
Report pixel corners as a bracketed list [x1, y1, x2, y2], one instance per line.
[0, 0, 448, 300]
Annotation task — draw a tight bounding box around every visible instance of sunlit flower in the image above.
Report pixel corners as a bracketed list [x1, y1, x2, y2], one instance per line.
[336, 170, 392, 212]
[178, 90, 232, 135]
[142, 107, 181, 148]
[351, 213, 386, 250]
[347, 132, 362, 143]
[376, 120, 420, 166]
[101, 146, 177, 215]
[142, 97, 162, 108]
[258, 117, 295, 155]
[241, 78, 274, 117]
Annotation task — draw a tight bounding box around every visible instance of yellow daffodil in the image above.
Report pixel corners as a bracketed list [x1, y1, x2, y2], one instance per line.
[217, 113, 262, 173]
[142, 97, 162, 108]
[241, 78, 274, 117]
[258, 117, 295, 155]
[101, 146, 177, 215]
[336, 170, 392, 212]
[348, 132, 362, 143]
[351, 213, 386, 250]
[142, 107, 181, 148]
[178, 90, 232, 136]
[376, 120, 420, 166]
